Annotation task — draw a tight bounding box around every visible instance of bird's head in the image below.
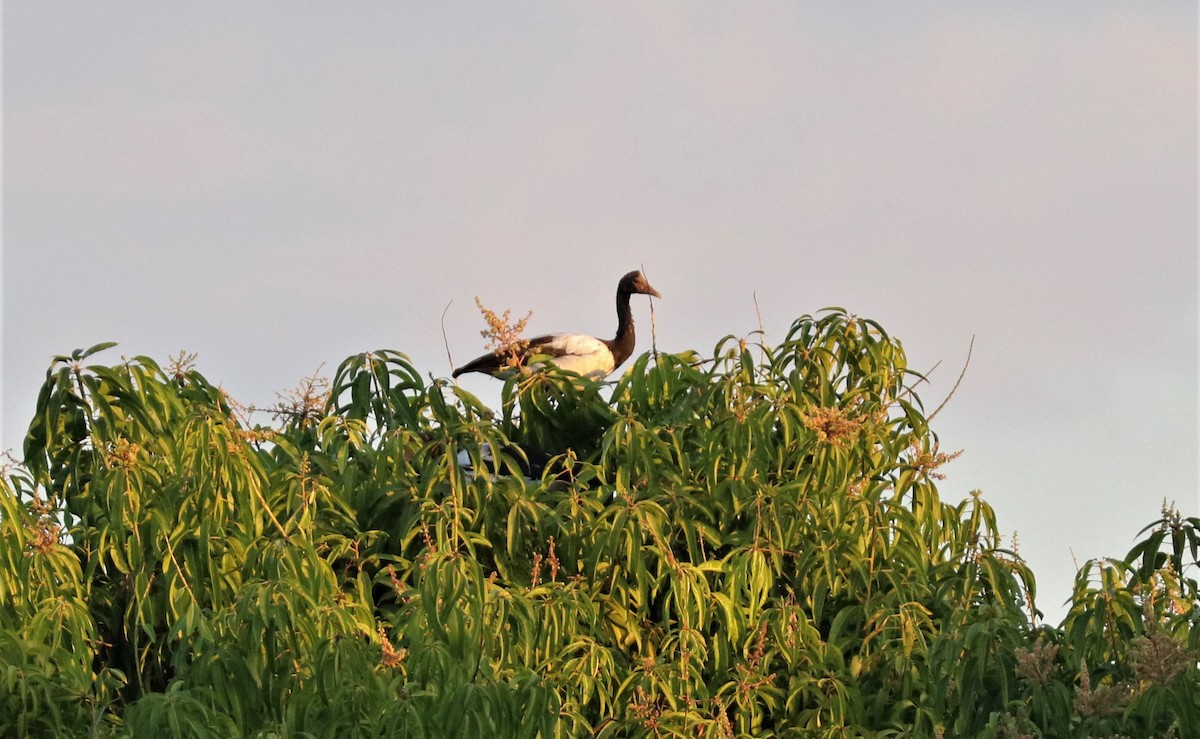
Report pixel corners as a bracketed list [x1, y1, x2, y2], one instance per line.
[620, 270, 662, 299]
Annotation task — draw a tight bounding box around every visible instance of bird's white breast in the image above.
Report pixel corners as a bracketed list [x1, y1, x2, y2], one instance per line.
[531, 334, 615, 379]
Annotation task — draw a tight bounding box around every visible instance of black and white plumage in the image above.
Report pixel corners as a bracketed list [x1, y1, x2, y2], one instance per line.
[453, 270, 662, 380]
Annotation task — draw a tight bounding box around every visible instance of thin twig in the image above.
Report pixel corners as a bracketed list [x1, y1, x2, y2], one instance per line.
[440, 300, 455, 378]
[649, 297, 659, 361]
[253, 481, 291, 542]
[753, 291, 767, 364]
[642, 263, 659, 361]
[929, 335, 974, 421]
[164, 536, 197, 601]
[896, 359, 943, 404]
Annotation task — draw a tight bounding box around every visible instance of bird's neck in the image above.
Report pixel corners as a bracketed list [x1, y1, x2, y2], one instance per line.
[609, 289, 636, 363]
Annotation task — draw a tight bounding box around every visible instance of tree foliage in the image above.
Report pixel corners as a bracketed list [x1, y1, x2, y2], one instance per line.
[1, 311, 1196, 737]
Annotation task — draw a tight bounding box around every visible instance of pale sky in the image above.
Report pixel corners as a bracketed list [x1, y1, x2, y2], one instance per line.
[3, 3, 1197, 621]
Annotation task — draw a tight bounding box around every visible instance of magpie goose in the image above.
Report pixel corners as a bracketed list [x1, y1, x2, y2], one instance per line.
[453, 270, 661, 380]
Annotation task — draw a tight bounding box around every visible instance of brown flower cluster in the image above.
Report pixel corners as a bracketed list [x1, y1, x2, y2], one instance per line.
[1073, 619, 1194, 726]
[628, 685, 664, 733]
[529, 537, 561, 588]
[377, 626, 406, 670]
[474, 298, 532, 372]
[166, 350, 199, 384]
[106, 437, 141, 470]
[1131, 627, 1194, 687]
[27, 495, 62, 555]
[801, 405, 862, 446]
[1073, 663, 1132, 718]
[908, 440, 963, 480]
[273, 372, 330, 428]
[1014, 637, 1059, 686]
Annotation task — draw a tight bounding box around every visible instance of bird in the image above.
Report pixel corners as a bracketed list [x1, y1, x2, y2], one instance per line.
[453, 270, 662, 380]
